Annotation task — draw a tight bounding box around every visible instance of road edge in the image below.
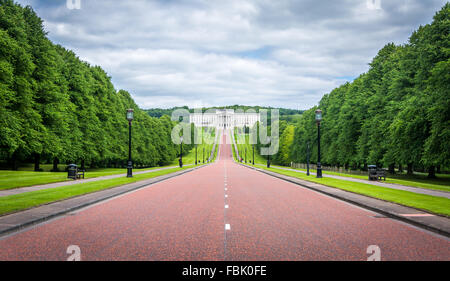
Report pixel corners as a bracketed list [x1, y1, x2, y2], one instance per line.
[0, 164, 209, 237]
[238, 163, 450, 238]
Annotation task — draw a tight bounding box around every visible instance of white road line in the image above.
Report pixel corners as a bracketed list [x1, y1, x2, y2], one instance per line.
[225, 205, 229, 209]
[225, 195, 228, 198]
[225, 224, 231, 230]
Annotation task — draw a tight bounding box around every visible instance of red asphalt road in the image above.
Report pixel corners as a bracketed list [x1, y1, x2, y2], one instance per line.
[0, 131, 448, 261]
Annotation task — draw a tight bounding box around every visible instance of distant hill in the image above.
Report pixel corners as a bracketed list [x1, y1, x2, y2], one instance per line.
[143, 106, 304, 118]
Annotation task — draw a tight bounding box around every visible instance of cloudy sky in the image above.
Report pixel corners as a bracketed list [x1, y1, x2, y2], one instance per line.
[15, 0, 447, 109]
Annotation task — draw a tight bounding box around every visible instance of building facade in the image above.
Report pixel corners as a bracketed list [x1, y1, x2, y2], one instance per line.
[190, 109, 260, 128]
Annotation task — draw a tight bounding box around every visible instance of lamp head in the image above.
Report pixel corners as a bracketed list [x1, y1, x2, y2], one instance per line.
[126, 109, 134, 122]
[315, 109, 322, 123]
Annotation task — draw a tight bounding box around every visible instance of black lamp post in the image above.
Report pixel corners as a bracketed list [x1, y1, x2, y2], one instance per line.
[315, 109, 323, 178]
[306, 142, 310, 176]
[252, 144, 255, 165]
[267, 136, 271, 168]
[245, 147, 247, 163]
[203, 146, 205, 163]
[179, 135, 183, 168]
[126, 109, 134, 178]
[195, 144, 198, 165]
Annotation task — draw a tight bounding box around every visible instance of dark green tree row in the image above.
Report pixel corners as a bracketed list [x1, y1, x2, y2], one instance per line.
[144, 105, 303, 118]
[0, 0, 181, 171]
[284, 4, 449, 177]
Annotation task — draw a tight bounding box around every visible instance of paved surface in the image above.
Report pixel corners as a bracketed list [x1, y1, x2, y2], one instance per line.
[0, 165, 194, 198]
[257, 164, 450, 199]
[0, 131, 448, 261]
[0, 166, 206, 236]
[243, 164, 450, 237]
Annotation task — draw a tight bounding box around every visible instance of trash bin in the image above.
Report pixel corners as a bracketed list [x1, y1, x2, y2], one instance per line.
[368, 165, 377, 181]
[68, 164, 78, 180]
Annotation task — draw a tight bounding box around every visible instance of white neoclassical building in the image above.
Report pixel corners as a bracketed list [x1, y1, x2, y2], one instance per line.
[190, 109, 260, 128]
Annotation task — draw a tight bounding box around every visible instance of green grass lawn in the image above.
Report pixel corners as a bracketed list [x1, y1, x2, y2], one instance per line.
[231, 133, 450, 216]
[0, 171, 69, 191]
[0, 166, 187, 216]
[0, 165, 178, 191]
[232, 132, 450, 192]
[172, 127, 218, 165]
[233, 131, 267, 165]
[284, 167, 450, 192]
[254, 165, 450, 216]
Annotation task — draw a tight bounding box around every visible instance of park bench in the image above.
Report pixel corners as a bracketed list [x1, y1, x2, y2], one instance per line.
[376, 169, 386, 181]
[67, 164, 85, 180]
[76, 169, 85, 179]
[368, 165, 387, 181]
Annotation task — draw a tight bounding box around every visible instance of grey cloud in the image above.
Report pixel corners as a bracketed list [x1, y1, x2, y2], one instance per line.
[14, 0, 447, 109]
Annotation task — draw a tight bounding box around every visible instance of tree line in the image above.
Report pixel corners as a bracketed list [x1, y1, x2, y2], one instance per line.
[145, 106, 303, 118]
[0, 0, 190, 171]
[270, 4, 449, 178]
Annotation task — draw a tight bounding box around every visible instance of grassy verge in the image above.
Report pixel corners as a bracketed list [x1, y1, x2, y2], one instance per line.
[233, 131, 268, 165]
[253, 165, 450, 216]
[285, 167, 450, 192]
[172, 127, 217, 165]
[0, 167, 186, 216]
[0, 165, 177, 191]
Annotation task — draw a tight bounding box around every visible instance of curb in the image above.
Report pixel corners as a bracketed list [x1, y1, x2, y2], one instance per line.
[238, 163, 450, 238]
[0, 164, 209, 237]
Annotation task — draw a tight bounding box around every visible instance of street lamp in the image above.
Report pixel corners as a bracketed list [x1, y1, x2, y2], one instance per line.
[245, 147, 247, 163]
[126, 109, 134, 178]
[306, 142, 310, 176]
[203, 146, 205, 163]
[195, 144, 198, 165]
[252, 144, 255, 165]
[315, 109, 323, 178]
[179, 135, 183, 168]
[267, 136, 271, 168]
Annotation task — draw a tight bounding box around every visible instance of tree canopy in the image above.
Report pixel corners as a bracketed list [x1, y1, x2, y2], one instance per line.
[0, 0, 181, 170]
[271, 4, 449, 177]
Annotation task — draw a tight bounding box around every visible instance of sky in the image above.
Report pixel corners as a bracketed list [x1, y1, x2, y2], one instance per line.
[15, 0, 447, 110]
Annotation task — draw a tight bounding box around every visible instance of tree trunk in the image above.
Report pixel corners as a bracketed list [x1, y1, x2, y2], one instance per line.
[407, 163, 413, 175]
[81, 160, 85, 171]
[388, 164, 395, 174]
[52, 157, 59, 172]
[427, 166, 436, 179]
[9, 152, 18, 171]
[363, 163, 368, 171]
[398, 164, 403, 174]
[437, 165, 441, 174]
[34, 153, 40, 172]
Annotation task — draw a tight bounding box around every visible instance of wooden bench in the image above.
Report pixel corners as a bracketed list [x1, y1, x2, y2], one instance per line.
[368, 166, 387, 181]
[376, 169, 386, 181]
[76, 170, 85, 179]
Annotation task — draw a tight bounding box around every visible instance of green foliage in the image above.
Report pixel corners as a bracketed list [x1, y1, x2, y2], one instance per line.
[0, 1, 182, 169]
[286, 4, 450, 177]
[144, 105, 304, 117]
